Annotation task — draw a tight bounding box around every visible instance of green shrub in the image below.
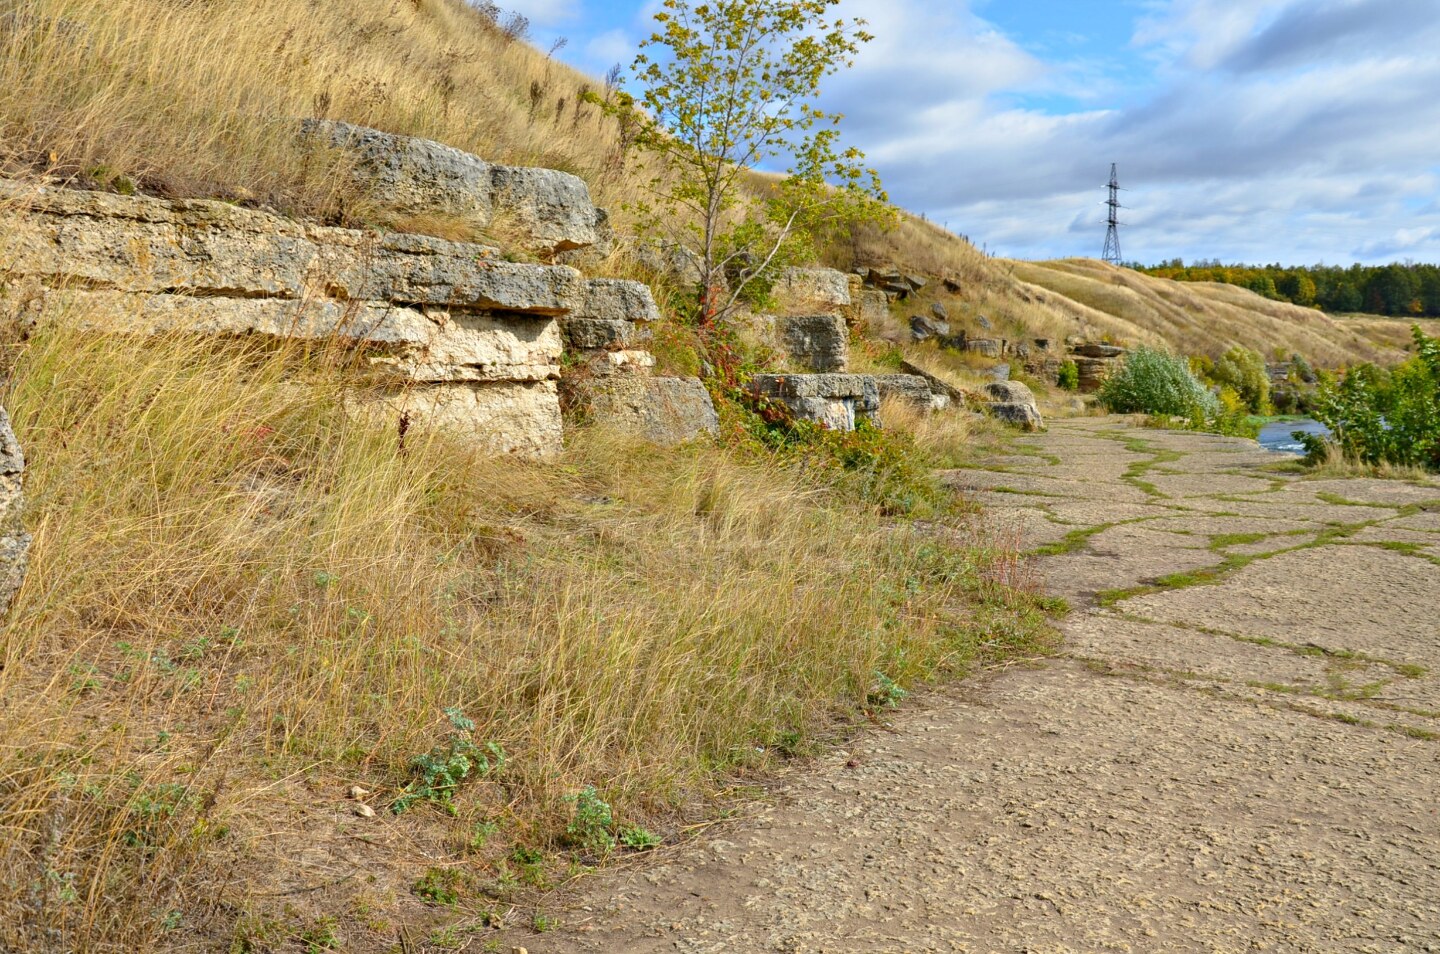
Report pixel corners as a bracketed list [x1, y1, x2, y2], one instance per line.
[1309, 326, 1440, 471]
[1206, 387, 1261, 438]
[563, 785, 616, 854]
[1209, 346, 1271, 414]
[1057, 360, 1079, 391]
[391, 708, 505, 816]
[1098, 347, 1220, 419]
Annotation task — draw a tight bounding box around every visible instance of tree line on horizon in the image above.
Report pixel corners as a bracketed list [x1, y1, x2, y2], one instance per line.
[1134, 259, 1440, 318]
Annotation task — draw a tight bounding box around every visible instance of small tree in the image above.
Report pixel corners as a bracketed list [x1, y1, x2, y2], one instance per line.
[620, 0, 888, 326]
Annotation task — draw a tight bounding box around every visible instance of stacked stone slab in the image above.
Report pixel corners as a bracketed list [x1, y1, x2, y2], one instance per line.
[874, 374, 951, 412]
[750, 374, 879, 432]
[776, 314, 849, 373]
[1069, 342, 1127, 393]
[560, 280, 719, 446]
[0, 180, 659, 457]
[300, 120, 611, 261]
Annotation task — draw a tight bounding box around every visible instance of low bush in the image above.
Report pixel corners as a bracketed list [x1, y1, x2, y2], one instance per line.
[1057, 360, 1079, 391]
[1098, 346, 1220, 419]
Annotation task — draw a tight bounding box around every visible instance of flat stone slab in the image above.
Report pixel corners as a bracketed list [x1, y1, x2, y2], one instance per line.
[1118, 545, 1440, 666]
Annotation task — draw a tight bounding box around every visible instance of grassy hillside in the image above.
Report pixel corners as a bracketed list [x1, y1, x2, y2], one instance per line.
[1009, 259, 1413, 367]
[0, 0, 640, 226]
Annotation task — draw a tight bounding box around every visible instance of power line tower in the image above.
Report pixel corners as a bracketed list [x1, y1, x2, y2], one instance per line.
[1102, 163, 1124, 266]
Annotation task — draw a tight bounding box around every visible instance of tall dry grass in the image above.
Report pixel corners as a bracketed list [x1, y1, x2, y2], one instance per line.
[0, 0, 641, 219]
[1010, 258, 1414, 366]
[0, 298, 1049, 949]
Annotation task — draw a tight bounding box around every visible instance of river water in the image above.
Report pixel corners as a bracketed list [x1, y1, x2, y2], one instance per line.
[1257, 418, 1330, 455]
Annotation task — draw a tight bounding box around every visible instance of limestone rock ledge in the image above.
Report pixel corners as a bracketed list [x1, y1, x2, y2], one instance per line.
[583, 377, 719, 446]
[0, 181, 660, 457]
[300, 120, 611, 259]
[750, 373, 880, 432]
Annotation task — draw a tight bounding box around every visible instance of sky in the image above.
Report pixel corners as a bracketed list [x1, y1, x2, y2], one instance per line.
[497, 0, 1440, 265]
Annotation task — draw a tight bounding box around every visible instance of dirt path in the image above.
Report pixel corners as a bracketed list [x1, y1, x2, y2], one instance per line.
[502, 419, 1440, 953]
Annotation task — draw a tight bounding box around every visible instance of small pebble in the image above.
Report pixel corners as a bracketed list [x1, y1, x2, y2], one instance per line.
[348, 785, 370, 799]
[354, 803, 376, 818]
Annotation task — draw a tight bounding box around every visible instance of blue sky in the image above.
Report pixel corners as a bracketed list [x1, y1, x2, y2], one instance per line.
[501, 0, 1440, 265]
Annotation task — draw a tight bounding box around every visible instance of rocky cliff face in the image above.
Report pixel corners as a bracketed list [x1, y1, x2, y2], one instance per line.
[0, 150, 663, 456]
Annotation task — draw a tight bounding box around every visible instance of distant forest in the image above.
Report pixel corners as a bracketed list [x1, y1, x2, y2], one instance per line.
[1134, 260, 1440, 317]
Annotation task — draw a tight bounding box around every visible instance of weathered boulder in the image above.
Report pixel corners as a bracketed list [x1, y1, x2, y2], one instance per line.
[975, 313, 994, 331]
[984, 380, 1036, 405]
[989, 402, 1044, 432]
[966, 338, 1004, 359]
[983, 364, 1011, 382]
[910, 314, 950, 342]
[899, 360, 967, 407]
[751, 373, 879, 432]
[875, 374, 951, 412]
[777, 314, 849, 373]
[584, 376, 719, 446]
[930, 302, 949, 322]
[983, 380, 1044, 432]
[0, 406, 28, 616]
[853, 289, 890, 326]
[300, 120, 608, 257]
[774, 267, 851, 312]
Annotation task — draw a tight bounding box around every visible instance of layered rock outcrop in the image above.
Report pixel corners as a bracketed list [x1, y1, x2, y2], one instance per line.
[751, 373, 880, 432]
[0, 180, 658, 457]
[301, 120, 611, 259]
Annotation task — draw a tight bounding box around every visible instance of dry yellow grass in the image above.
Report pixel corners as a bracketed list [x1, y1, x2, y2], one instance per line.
[0, 299, 1049, 950]
[0, 0, 641, 221]
[1009, 258, 1414, 366]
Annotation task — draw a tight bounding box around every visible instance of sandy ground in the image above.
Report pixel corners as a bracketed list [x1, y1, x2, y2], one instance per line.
[498, 419, 1440, 954]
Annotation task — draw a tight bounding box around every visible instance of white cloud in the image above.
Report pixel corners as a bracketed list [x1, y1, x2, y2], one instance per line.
[805, 0, 1440, 263]
[498, 0, 580, 28]
[582, 28, 634, 71]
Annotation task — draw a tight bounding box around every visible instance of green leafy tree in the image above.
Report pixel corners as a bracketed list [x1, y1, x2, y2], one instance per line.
[1210, 345, 1271, 414]
[1309, 325, 1440, 470]
[622, 0, 887, 326]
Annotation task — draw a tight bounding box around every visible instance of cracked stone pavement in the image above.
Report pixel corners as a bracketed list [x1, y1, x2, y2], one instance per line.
[500, 419, 1440, 953]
